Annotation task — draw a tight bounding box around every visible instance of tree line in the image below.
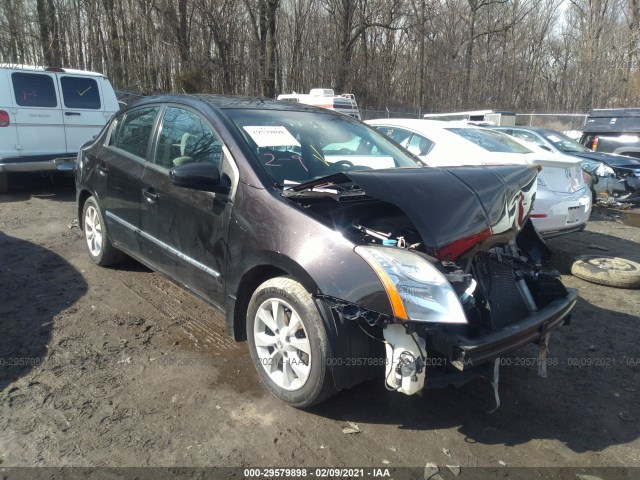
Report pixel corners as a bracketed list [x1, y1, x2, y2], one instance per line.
[1, 0, 638, 114]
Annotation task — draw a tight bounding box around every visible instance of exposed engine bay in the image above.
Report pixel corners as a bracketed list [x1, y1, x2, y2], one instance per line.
[285, 166, 576, 402]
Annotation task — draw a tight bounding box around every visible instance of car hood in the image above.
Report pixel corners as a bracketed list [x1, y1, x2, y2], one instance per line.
[571, 151, 640, 168]
[291, 165, 538, 259]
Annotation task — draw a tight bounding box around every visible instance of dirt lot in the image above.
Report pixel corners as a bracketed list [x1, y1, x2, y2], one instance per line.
[1, 176, 639, 475]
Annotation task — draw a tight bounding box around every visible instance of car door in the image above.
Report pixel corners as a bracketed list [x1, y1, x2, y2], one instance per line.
[139, 105, 236, 308]
[57, 74, 109, 153]
[99, 105, 161, 255]
[9, 70, 68, 156]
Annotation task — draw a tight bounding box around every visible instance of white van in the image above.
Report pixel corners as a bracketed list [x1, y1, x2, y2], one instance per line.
[277, 88, 361, 119]
[0, 65, 120, 192]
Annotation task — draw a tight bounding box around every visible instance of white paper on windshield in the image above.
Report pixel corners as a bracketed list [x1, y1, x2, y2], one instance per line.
[546, 134, 561, 142]
[243, 126, 301, 148]
[325, 155, 395, 169]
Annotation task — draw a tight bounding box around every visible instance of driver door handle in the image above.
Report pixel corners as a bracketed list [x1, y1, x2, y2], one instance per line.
[143, 188, 159, 203]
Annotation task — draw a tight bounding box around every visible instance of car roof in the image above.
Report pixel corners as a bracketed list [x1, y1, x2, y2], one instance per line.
[587, 108, 640, 118]
[493, 126, 561, 136]
[0, 64, 107, 77]
[366, 118, 474, 129]
[126, 93, 336, 114]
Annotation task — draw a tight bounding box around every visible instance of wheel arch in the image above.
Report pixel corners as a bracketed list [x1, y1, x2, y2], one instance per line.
[77, 189, 93, 230]
[228, 256, 320, 342]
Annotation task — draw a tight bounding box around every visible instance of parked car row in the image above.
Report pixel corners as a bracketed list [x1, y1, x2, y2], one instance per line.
[75, 94, 578, 407]
[367, 119, 592, 237]
[490, 126, 640, 203]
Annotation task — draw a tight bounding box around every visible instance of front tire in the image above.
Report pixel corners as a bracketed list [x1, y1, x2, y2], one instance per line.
[246, 277, 336, 407]
[82, 196, 124, 266]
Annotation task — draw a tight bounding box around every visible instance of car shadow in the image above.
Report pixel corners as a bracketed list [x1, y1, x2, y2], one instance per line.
[111, 255, 153, 273]
[0, 231, 88, 391]
[309, 295, 639, 454]
[0, 173, 75, 203]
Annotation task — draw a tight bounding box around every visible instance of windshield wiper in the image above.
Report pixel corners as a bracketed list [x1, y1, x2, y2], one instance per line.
[282, 172, 365, 198]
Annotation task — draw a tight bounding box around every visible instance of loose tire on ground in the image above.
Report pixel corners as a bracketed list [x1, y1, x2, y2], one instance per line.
[246, 276, 336, 407]
[82, 196, 125, 267]
[571, 255, 640, 289]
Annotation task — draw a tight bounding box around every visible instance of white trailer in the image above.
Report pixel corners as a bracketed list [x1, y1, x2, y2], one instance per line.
[277, 88, 361, 120]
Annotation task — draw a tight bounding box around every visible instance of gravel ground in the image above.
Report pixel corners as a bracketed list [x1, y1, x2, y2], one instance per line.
[0, 176, 639, 476]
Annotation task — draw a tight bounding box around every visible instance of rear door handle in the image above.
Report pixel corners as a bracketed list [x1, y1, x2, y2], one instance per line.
[96, 164, 108, 176]
[143, 189, 159, 203]
[65, 111, 81, 116]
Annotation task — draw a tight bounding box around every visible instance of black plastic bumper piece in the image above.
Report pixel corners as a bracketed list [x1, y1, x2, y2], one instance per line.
[447, 288, 578, 369]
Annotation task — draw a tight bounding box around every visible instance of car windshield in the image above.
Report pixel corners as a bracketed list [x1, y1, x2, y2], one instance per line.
[225, 109, 423, 186]
[446, 127, 533, 153]
[540, 131, 591, 153]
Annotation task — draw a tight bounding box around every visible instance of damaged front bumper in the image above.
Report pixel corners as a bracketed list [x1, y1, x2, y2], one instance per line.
[432, 288, 577, 370]
[584, 164, 640, 203]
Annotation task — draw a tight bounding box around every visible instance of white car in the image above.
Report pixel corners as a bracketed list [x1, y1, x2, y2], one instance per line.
[0, 65, 120, 193]
[367, 119, 592, 237]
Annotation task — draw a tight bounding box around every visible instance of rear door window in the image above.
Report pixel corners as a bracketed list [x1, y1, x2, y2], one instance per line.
[406, 134, 434, 156]
[375, 126, 412, 147]
[109, 106, 160, 159]
[11, 72, 58, 107]
[60, 76, 101, 109]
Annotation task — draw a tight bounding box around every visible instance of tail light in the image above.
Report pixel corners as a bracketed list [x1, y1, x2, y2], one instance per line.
[0, 110, 10, 127]
[592, 136, 598, 151]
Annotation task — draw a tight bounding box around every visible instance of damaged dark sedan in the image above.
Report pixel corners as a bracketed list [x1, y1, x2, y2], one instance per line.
[76, 95, 577, 407]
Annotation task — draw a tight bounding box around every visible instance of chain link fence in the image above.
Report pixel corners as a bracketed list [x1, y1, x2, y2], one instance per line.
[359, 108, 422, 121]
[361, 109, 589, 133]
[515, 113, 588, 133]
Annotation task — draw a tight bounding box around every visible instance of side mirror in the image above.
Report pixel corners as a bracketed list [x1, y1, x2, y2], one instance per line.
[540, 145, 552, 152]
[169, 163, 230, 194]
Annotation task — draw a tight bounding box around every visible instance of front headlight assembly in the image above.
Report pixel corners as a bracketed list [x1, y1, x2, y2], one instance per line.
[355, 245, 467, 324]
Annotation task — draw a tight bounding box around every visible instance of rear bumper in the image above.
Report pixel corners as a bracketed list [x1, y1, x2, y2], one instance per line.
[0, 155, 77, 173]
[532, 190, 591, 236]
[441, 288, 578, 369]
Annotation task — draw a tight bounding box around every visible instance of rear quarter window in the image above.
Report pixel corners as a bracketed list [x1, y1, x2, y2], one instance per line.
[60, 76, 101, 109]
[109, 107, 159, 159]
[11, 72, 58, 107]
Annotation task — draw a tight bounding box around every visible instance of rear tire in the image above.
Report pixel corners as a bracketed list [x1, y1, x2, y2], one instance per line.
[571, 255, 640, 288]
[82, 196, 125, 266]
[246, 276, 336, 407]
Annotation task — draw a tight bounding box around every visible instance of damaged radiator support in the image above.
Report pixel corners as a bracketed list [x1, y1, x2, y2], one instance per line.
[473, 253, 535, 330]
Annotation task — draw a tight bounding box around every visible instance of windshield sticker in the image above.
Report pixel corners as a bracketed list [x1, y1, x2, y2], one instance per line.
[547, 134, 561, 142]
[243, 126, 301, 147]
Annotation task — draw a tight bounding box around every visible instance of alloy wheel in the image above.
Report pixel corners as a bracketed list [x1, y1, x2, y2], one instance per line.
[84, 205, 103, 257]
[253, 298, 312, 391]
